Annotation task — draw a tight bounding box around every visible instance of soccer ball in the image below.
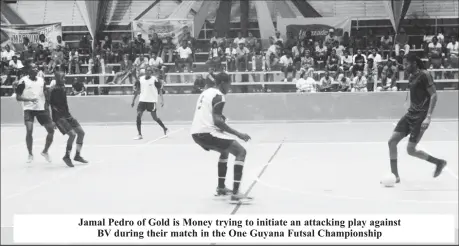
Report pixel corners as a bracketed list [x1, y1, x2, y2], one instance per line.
[380, 173, 397, 187]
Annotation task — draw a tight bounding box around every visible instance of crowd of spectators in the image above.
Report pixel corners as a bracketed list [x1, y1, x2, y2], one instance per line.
[1, 25, 458, 95]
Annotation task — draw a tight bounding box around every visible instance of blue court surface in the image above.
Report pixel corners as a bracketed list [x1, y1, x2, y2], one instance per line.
[1, 120, 458, 244]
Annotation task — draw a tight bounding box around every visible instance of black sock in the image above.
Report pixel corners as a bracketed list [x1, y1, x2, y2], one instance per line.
[390, 159, 399, 177]
[136, 118, 142, 135]
[427, 155, 442, 165]
[65, 145, 72, 157]
[233, 161, 244, 194]
[218, 159, 228, 188]
[155, 118, 166, 130]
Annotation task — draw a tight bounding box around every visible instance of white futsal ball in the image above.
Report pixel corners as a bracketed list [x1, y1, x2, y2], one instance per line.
[380, 173, 397, 187]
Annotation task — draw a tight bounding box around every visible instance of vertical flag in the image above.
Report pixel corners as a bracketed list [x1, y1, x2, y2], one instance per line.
[383, 0, 412, 33]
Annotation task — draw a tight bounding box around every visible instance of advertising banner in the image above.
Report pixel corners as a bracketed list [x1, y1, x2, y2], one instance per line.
[132, 19, 194, 45]
[276, 17, 352, 41]
[0, 22, 62, 51]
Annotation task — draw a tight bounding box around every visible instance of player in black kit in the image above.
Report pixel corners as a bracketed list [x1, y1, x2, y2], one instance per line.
[49, 66, 88, 167]
[387, 54, 447, 183]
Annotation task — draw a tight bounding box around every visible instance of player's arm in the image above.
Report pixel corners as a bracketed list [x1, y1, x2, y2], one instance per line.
[212, 95, 249, 141]
[155, 79, 164, 106]
[425, 72, 438, 119]
[15, 80, 37, 102]
[131, 80, 140, 107]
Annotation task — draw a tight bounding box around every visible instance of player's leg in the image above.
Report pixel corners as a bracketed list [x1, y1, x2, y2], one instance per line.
[73, 125, 88, 163]
[225, 140, 252, 202]
[63, 129, 76, 167]
[215, 151, 233, 195]
[388, 115, 409, 182]
[24, 112, 34, 162]
[135, 103, 145, 139]
[406, 116, 447, 178]
[149, 104, 168, 135]
[37, 111, 54, 163]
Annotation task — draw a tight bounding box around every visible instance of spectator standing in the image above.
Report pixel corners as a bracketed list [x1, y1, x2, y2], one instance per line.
[79, 35, 92, 63]
[161, 36, 175, 63]
[265, 41, 281, 71]
[102, 35, 112, 51]
[351, 71, 367, 92]
[68, 48, 80, 74]
[273, 30, 283, 45]
[364, 58, 377, 91]
[134, 32, 146, 56]
[149, 33, 163, 58]
[395, 28, 410, 56]
[22, 37, 31, 51]
[324, 29, 339, 51]
[120, 35, 133, 60]
[341, 31, 351, 51]
[209, 31, 218, 45]
[38, 34, 50, 49]
[246, 32, 257, 52]
[284, 31, 297, 51]
[175, 40, 193, 72]
[367, 48, 382, 68]
[332, 40, 345, 58]
[53, 35, 66, 51]
[233, 32, 246, 47]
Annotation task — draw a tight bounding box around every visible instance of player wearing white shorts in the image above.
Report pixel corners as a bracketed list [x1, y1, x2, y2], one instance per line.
[131, 66, 168, 140]
[190, 72, 252, 202]
[15, 65, 55, 163]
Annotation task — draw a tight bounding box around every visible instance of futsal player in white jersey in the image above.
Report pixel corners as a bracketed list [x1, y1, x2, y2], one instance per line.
[191, 72, 252, 203]
[15, 65, 55, 163]
[131, 66, 168, 140]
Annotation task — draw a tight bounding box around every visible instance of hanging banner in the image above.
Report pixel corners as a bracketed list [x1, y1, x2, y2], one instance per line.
[132, 19, 194, 45]
[276, 16, 352, 41]
[0, 22, 62, 51]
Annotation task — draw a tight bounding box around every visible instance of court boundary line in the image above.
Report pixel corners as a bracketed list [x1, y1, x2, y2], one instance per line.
[230, 138, 285, 215]
[1, 118, 457, 127]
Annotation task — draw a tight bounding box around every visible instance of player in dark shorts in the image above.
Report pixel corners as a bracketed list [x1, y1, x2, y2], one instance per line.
[15, 64, 55, 163]
[131, 66, 168, 140]
[49, 66, 88, 167]
[190, 72, 252, 203]
[387, 53, 447, 183]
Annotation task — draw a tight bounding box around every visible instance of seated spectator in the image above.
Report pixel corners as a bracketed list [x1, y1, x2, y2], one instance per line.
[102, 35, 112, 51]
[48, 45, 64, 74]
[446, 35, 458, 68]
[315, 41, 328, 69]
[336, 73, 351, 92]
[235, 42, 250, 72]
[180, 31, 196, 61]
[161, 36, 175, 63]
[300, 50, 315, 78]
[149, 52, 167, 80]
[149, 33, 163, 58]
[437, 28, 445, 44]
[53, 35, 66, 51]
[279, 51, 295, 81]
[296, 70, 316, 93]
[22, 45, 35, 68]
[79, 35, 92, 62]
[193, 74, 206, 94]
[34, 44, 49, 72]
[5, 56, 24, 85]
[1, 45, 16, 70]
[318, 71, 336, 92]
[224, 42, 237, 72]
[112, 54, 135, 84]
[332, 40, 345, 58]
[72, 77, 87, 96]
[302, 30, 315, 48]
[380, 32, 393, 58]
[352, 49, 366, 76]
[292, 41, 305, 70]
[326, 49, 341, 77]
[233, 32, 246, 47]
[376, 72, 397, 92]
[120, 35, 133, 60]
[272, 30, 283, 45]
[68, 47, 80, 74]
[364, 58, 377, 91]
[367, 48, 382, 67]
[324, 29, 339, 51]
[22, 37, 31, 51]
[265, 41, 281, 71]
[209, 31, 218, 45]
[423, 28, 436, 45]
[250, 47, 265, 73]
[38, 34, 51, 49]
[134, 54, 149, 77]
[246, 32, 257, 52]
[351, 71, 367, 92]
[340, 50, 353, 77]
[382, 59, 398, 85]
[206, 41, 223, 70]
[134, 32, 146, 56]
[284, 31, 297, 51]
[366, 29, 379, 51]
[174, 40, 193, 72]
[428, 36, 444, 79]
[395, 28, 410, 56]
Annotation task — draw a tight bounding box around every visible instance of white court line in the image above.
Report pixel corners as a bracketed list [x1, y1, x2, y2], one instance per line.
[392, 122, 459, 181]
[145, 127, 185, 145]
[256, 179, 458, 205]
